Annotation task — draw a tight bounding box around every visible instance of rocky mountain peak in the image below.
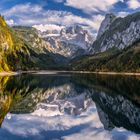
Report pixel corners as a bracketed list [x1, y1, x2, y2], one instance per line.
[60, 25, 87, 36]
[92, 12, 140, 53]
[36, 25, 94, 58]
[97, 13, 116, 39]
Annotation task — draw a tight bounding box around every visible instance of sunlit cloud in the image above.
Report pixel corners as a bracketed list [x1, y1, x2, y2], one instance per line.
[65, 0, 122, 13]
[127, 0, 140, 9]
[0, 0, 139, 35]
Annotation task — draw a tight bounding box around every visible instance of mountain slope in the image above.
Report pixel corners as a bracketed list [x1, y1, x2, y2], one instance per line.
[0, 16, 35, 71]
[71, 40, 140, 72]
[72, 41, 140, 72]
[13, 26, 68, 69]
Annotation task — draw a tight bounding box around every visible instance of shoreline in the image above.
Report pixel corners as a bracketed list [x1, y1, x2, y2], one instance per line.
[91, 71, 140, 76]
[0, 70, 140, 76]
[0, 71, 19, 76]
[20, 70, 140, 76]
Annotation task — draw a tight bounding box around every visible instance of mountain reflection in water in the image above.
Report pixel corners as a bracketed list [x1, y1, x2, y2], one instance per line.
[0, 73, 140, 140]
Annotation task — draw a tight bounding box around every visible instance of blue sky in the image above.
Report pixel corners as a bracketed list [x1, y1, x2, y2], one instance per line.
[0, 0, 140, 34]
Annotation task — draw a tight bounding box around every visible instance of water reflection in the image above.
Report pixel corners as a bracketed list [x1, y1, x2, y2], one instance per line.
[0, 73, 140, 140]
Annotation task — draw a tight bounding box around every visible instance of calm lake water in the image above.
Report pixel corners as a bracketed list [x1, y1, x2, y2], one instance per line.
[0, 72, 140, 140]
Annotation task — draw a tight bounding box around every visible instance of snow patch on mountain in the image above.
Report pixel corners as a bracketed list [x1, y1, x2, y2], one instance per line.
[32, 94, 93, 117]
[33, 24, 94, 58]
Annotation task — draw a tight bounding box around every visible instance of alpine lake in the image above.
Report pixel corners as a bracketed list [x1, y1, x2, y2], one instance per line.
[0, 71, 140, 140]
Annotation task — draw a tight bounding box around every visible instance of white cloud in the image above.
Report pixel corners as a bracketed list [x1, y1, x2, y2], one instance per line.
[65, 0, 120, 13]
[32, 12, 104, 34]
[1, 2, 105, 34]
[3, 3, 42, 17]
[1, 0, 139, 35]
[33, 24, 64, 32]
[127, 0, 140, 9]
[91, 15, 104, 31]
[2, 103, 140, 140]
[117, 11, 129, 17]
[6, 19, 15, 26]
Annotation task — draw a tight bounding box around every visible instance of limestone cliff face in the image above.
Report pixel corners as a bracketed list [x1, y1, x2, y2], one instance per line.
[92, 12, 140, 53]
[97, 13, 116, 39]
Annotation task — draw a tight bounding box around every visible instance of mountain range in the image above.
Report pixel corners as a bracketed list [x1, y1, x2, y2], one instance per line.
[0, 11, 140, 72]
[72, 12, 140, 72]
[36, 25, 94, 58]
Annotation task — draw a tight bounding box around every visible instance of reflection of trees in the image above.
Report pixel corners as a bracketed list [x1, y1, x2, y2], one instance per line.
[0, 93, 12, 127]
[0, 76, 13, 127]
[72, 74, 140, 104]
[0, 75, 70, 126]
